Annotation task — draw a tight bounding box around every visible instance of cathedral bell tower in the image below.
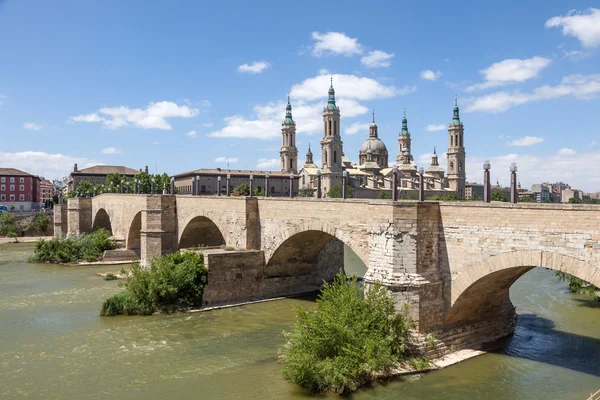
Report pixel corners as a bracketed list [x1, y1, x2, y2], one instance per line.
[280, 95, 298, 173]
[320, 77, 343, 194]
[447, 97, 466, 197]
[397, 109, 413, 164]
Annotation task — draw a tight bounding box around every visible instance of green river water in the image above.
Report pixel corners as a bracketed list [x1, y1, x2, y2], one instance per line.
[1, 243, 599, 399]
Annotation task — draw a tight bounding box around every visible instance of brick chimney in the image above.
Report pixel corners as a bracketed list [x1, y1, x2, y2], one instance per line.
[74, 163, 78, 172]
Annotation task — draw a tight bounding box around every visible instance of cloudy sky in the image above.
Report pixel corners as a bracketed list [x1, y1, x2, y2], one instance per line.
[1, 1, 599, 191]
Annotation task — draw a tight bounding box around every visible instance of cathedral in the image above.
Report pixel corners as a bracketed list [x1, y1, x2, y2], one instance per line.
[285, 80, 466, 198]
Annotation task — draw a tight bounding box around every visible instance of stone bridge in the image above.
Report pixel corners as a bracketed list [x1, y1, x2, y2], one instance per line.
[57, 194, 600, 351]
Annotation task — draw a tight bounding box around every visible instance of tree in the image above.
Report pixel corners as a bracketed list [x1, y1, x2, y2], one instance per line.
[377, 191, 392, 199]
[253, 187, 265, 196]
[568, 196, 583, 204]
[327, 184, 353, 198]
[428, 193, 459, 201]
[73, 180, 103, 197]
[298, 188, 315, 197]
[233, 183, 250, 196]
[491, 189, 509, 202]
[518, 196, 536, 203]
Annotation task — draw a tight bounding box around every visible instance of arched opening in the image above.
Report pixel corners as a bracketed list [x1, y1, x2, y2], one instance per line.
[92, 208, 112, 234]
[179, 216, 225, 249]
[265, 230, 366, 296]
[126, 211, 141, 255]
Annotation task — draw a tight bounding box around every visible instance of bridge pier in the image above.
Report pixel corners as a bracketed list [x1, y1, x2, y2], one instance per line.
[67, 198, 92, 237]
[139, 195, 177, 266]
[53, 204, 68, 238]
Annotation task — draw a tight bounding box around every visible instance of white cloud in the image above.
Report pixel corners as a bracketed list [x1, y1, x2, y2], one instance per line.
[361, 50, 394, 68]
[311, 31, 362, 57]
[545, 8, 600, 48]
[215, 157, 239, 163]
[256, 158, 279, 169]
[466, 74, 600, 113]
[291, 73, 400, 101]
[466, 56, 552, 92]
[466, 151, 600, 192]
[68, 101, 199, 130]
[420, 70, 442, 81]
[557, 147, 577, 155]
[186, 130, 198, 138]
[318, 68, 329, 75]
[237, 61, 271, 74]
[345, 122, 371, 135]
[506, 136, 544, 147]
[588, 140, 597, 148]
[152, 141, 160, 145]
[101, 147, 121, 154]
[0, 150, 100, 180]
[201, 122, 214, 127]
[24, 122, 45, 131]
[425, 124, 446, 132]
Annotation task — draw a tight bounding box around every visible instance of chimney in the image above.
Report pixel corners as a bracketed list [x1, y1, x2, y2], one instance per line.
[74, 163, 78, 172]
[144, 165, 149, 174]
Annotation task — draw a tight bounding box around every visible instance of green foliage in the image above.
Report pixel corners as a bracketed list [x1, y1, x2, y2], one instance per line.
[233, 183, 250, 196]
[101, 251, 208, 316]
[555, 271, 599, 299]
[298, 188, 315, 197]
[134, 171, 171, 194]
[7, 232, 18, 242]
[26, 212, 51, 233]
[253, 187, 265, 196]
[518, 196, 536, 203]
[377, 191, 392, 200]
[565, 197, 600, 204]
[0, 212, 17, 236]
[427, 194, 460, 201]
[425, 332, 438, 349]
[327, 184, 353, 199]
[408, 357, 431, 370]
[28, 229, 116, 263]
[104, 273, 117, 281]
[279, 271, 412, 394]
[491, 190, 509, 202]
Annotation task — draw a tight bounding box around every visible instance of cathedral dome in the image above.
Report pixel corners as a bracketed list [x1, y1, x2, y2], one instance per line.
[360, 137, 388, 153]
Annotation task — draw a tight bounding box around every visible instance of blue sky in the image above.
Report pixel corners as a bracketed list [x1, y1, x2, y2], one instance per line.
[1, 1, 599, 191]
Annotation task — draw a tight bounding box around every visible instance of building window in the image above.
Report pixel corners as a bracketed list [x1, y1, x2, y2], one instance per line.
[271, 186, 275, 194]
[20, 185, 24, 191]
[1, 184, 4, 191]
[289, 158, 293, 169]
[328, 120, 332, 135]
[20, 177, 24, 183]
[449, 161, 454, 171]
[0, 177, 4, 183]
[10, 185, 15, 191]
[19, 194, 24, 201]
[10, 177, 15, 183]
[302, 175, 305, 185]
[334, 151, 337, 163]
[10, 194, 15, 201]
[0, 194, 4, 200]
[42, 189, 46, 193]
[201, 185, 206, 193]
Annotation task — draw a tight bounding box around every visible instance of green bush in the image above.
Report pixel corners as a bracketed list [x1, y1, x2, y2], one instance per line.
[28, 229, 116, 263]
[0, 212, 17, 236]
[327, 184, 353, 199]
[377, 191, 392, 199]
[25, 212, 51, 233]
[233, 183, 250, 196]
[556, 271, 599, 299]
[279, 271, 412, 394]
[298, 188, 315, 197]
[101, 251, 208, 316]
[104, 273, 117, 281]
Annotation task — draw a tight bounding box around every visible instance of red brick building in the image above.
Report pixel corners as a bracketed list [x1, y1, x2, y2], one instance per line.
[0, 168, 41, 211]
[40, 179, 55, 206]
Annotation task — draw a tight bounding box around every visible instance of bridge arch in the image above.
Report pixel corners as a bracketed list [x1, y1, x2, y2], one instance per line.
[445, 250, 600, 328]
[126, 211, 142, 254]
[178, 214, 227, 249]
[92, 208, 112, 234]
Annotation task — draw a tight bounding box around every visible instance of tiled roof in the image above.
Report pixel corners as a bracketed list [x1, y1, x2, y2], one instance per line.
[0, 168, 33, 176]
[74, 165, 140, 175]
[173, 168, 296, 179]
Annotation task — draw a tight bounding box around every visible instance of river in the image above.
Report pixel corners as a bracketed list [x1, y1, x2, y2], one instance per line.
[1, 243, 599, 399]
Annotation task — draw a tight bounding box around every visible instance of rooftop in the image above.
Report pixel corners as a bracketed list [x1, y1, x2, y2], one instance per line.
[74, 165, 140, 175]
[0, 168, 34, 176]
[173, 168, 296, 178]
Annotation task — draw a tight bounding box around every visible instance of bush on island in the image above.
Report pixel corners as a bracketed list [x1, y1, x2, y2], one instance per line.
[28, 229, 116, 263]
[279, 271, 412, 394]
[101, 251, 207, 316]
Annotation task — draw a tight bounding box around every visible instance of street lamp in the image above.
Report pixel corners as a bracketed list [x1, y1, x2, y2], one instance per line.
[342, 170, 348, 199]
[510, 163, 518, 204]
[289, 172, 294, 198]
[316, 169, 322, 199]
[217, 176, 221, 196]
[226, 173, 231, 197]
[151, 178, 156, 194]
[249, 174, 254, 197]
[265, 172, 270, 197]
[483, 160, 491, 203]
[392, 165, 398, 201]
[418, 167, 425, 202]
[170, 177, 175, 195]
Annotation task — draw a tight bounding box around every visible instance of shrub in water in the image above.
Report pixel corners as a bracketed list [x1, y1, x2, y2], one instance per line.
[279, 271, 412, 394]
[101, 251, 207, 316]
[28, 229, 116, 263]
[104, 273, 117, 281]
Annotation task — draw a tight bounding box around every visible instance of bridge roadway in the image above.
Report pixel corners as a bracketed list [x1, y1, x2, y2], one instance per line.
[55, 194, 600, 353]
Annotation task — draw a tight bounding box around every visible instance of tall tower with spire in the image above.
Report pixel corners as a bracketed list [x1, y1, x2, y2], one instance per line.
[320, 77, 343, 194]
[447, 97, 466, 197]
[397, 109, 413, 164]
[280, 95, 298, 173]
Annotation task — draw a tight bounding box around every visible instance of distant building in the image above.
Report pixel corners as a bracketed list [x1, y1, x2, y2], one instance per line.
[561, 188, 577, 203]
[39, 180, 55, 205]
[0, 168, 41, 211]
[465, 182, 484, 200]
[68, 164, 142, 190]
[531, 184, 550, 202]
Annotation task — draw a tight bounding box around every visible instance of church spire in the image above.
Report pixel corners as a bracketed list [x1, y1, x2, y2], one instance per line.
[326, 76, 337, 110]
[305, 143, 313, 164]
[284, 94, 295, 125]
[452, 95, 461, 126]
[431, 146, 439, 166]
[369, 110, 378, 138]
[400, 108, 409, 135]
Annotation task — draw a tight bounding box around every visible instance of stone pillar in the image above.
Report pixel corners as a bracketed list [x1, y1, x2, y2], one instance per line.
[265, 173, 270, 197]
[67, 197, 92, 237]
[392, 166, 398, 201]
[139, 195, 177, 267]
[342, 171, 347, 199]
[249, 175, 254, 197]
[53, 204, 68, 238]
[245, 197, 261, 250]
[226, 174, 231, 197]
[483, 160, 491, 203]
[510, 163, 518, 204]
[170, 178, 175, 195]
[317, 172, 322, 199]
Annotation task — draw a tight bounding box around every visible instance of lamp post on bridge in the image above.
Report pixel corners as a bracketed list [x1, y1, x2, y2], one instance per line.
[170, 177, 175, 195]
[265, 172, 270, 197]
[226, 173, 231, 197]
[342, 170, 348, 199]
[289, 172, 294, 198]
[196, 175, 201, 196]
[392, 165, 398, 201]
[217, 176, 221, 196]
[249, 174, 254, 197]
[151, 178, 156, 194]
[510, 163, 518, 204]
[418, 167, 425, 202]
[316, 169, 322, 199]
[134, 179, 139, 195]
[192, 177, 196, 195]
[483, 160, 491, 203]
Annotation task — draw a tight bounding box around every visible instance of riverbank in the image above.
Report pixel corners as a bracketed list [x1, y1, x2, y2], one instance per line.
[0, 235, 51, 244]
